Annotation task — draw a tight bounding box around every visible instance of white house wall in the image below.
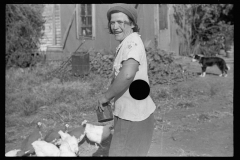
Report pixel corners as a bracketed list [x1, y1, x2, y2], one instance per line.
[39, 4, 61, 52]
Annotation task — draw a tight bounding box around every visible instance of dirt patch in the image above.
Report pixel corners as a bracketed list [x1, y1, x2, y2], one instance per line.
[147, 60, 233, 157]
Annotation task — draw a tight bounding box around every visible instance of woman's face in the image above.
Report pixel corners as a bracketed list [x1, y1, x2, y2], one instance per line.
[110, 12, 134, 42]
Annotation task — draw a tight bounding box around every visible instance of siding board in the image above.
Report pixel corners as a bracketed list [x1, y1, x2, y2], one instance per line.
[42, 4, 183, 60]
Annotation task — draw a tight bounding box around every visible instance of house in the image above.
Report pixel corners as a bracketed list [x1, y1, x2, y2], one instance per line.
[40, 4, 188, 60]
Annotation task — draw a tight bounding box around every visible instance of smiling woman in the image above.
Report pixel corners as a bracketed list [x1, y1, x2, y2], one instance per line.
[109, 20, 131, 28]
[108, 12, 134, 42]
[95, 4, 156, 157]
[107, 5, 139, 36]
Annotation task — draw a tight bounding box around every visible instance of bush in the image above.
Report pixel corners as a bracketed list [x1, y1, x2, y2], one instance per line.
[6, 4, 45, 68]
[146, 48, 197, 85]
[89, 50, 115, 78]
[88, 48, 197, 86]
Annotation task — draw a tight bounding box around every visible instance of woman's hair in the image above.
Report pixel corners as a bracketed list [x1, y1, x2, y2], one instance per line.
[108, 11, 140, 34]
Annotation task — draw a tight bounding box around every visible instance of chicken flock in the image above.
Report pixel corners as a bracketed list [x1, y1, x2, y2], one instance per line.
[5, 120, 114, 157]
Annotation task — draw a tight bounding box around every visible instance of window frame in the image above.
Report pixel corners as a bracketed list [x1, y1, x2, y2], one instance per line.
[76, 4, 96, 40]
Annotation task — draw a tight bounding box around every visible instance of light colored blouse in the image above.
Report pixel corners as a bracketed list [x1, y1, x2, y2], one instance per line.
[113, 32, 156, 121]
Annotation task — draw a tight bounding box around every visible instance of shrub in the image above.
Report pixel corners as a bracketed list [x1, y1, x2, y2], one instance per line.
[146, 48, 197, 85]
[88, 48, 197, 86]
[6, 4, 45, 68]
[89, 50, 115, 78]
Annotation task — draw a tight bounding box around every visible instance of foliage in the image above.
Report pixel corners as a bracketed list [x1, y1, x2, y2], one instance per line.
[5, 64, 98, 117]
[89, 50, 115, 78]
[44, 45, 198, 86]
[173, 4, 234, 57]
[89, 48, 197, 86]
[146, 48, 197, 85]
[6, 4, 45, 68]
[5, 56, 232, 155]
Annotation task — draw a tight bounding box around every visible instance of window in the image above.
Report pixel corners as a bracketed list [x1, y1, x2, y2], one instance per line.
[76, 4, 95, 39]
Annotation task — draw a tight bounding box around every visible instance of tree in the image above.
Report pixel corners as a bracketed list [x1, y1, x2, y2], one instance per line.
[173, 4, 234, 57]
[6, 4, 45, 68]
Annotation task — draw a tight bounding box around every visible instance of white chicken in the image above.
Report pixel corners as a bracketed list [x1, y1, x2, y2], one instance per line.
[59, 140, 76, 157]
[31, 140, 60, 157]
[82, 120, 113, 149]
[5, 149, 21, 157]
[58, 130, 79, 154]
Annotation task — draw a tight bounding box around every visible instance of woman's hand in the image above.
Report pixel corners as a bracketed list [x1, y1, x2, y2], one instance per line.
[96, 94, 110, 112]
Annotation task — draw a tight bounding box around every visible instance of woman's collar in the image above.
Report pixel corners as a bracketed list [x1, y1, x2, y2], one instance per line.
[116, 32, 138, 52]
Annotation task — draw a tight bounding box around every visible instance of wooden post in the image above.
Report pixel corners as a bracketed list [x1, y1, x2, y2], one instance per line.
[92, 4, 96, 38]
[154, 5, 159, 49]
[76, 4, 79, 39]
[52, 4, 56, 45]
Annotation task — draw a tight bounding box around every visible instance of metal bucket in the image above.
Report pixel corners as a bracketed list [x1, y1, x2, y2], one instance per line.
[72, 52, 89, 76]
[96, 103, 113, 123]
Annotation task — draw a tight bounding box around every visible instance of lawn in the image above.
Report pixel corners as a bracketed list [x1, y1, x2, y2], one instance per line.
[5, 55, 233, 156]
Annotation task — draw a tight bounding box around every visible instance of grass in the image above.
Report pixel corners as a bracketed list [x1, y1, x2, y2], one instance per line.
[5, 62, 111, 152]
[5, 60, 232, 155]
[175, 101, 196, 110]
[6, 60, 223, 118]
[197, 110, 233, 123]
[6, 64, 107, 116]
[5, 61, 110, 146]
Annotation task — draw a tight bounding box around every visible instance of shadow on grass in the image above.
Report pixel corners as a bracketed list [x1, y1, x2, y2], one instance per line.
[91, 134, 113, 157]
[196, 72, 220, 77]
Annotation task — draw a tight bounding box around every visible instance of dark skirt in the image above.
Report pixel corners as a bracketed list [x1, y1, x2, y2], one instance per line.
[108, 113, 155, 156]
